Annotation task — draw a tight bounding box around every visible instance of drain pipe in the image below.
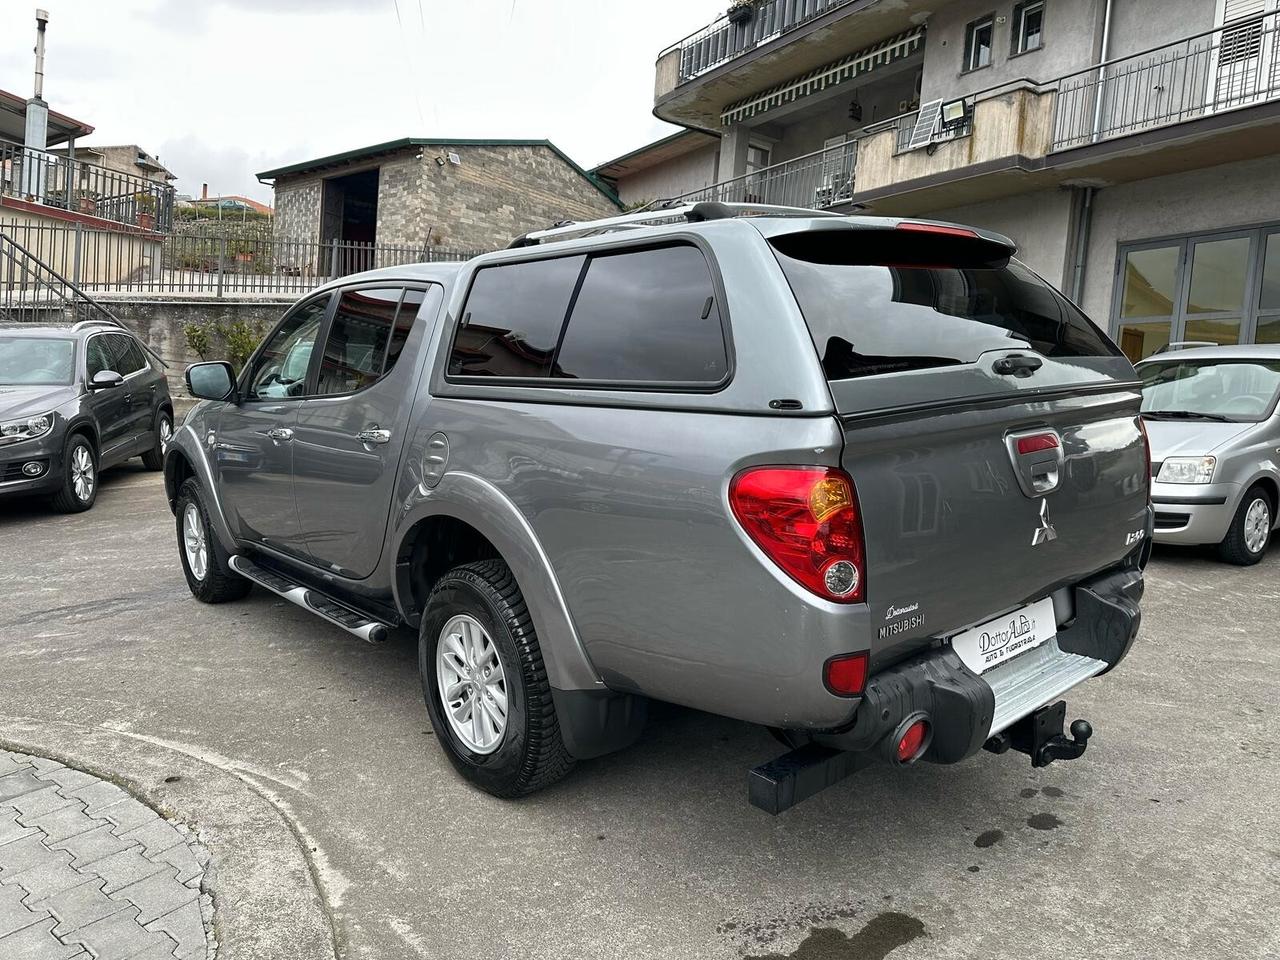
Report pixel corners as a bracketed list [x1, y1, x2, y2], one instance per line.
[1090, 0, 1115, 142]
[1069, 185, 1097, 305]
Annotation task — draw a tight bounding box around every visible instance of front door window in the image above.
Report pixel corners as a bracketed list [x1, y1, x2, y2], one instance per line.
[246, 296, 330, 400]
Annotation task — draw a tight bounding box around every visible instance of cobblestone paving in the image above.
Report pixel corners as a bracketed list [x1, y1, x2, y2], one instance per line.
[0, 749, 211, 960]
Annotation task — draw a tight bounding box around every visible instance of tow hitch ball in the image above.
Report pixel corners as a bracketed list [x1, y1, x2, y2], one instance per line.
[983, 701, 1092, 768]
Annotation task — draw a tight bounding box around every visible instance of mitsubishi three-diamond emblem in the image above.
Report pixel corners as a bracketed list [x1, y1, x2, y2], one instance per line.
[1032, 497, 1058, 547]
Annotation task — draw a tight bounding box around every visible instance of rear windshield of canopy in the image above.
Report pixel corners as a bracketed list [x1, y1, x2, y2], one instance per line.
[770, 230, 1121, 381]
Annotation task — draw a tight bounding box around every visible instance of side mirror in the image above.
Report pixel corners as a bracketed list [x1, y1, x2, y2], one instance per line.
[89, 370, 124, 390]
[186, 361, 236, 402]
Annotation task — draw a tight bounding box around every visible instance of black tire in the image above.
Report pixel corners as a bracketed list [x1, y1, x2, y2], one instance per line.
[49, 434, 98, 513]
[141, 409, 172, 471]
[419, 560, 574, 798]
[175, 478, 251, 603]
[1218, 485, 1273, 566]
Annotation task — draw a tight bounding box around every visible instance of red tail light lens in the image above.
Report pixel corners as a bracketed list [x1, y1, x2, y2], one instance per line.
[823, 652, 869, 697]
[729, 466, 866, 603]
[1016, 433, 1060, 455]
[896, 719, 930, 763]
[896, 221, 979, 239]
[1138, 417, 1152, 492]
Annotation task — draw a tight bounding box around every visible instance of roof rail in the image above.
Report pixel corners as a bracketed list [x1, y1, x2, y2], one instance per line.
[70, 318, 124, 332]
[507, 201, 841, 248]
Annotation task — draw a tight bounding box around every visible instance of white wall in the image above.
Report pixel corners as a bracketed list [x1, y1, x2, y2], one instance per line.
[613, 145, 719, 207]
[1080, 154, 1280, 323]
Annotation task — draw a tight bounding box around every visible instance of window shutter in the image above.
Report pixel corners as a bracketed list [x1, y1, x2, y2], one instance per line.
[1222, 0, 1267, 23]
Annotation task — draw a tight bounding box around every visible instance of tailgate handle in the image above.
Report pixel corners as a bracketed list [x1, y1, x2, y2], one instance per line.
[994, 354, 1043, 377]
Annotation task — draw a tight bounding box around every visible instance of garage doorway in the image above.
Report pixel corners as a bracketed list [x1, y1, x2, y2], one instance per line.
[321, 168, 379, 276]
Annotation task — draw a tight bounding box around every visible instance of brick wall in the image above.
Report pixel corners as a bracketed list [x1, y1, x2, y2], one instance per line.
[269, 143, 620, 251]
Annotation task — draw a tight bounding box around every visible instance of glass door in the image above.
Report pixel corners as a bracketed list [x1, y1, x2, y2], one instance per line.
[1116, 243, 1181, 362]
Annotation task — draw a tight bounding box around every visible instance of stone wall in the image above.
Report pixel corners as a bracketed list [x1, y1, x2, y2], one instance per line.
[269, 143, 620, 251]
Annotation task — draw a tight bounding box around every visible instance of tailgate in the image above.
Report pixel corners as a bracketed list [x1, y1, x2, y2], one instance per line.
[766, 218, 1148, 667]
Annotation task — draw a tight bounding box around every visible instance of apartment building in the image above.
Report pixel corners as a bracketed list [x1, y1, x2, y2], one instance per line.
[595, 0, 1280, 360]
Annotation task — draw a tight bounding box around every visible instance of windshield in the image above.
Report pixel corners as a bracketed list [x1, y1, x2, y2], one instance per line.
[0, 336, 76, 386]
[771, 232, 1120, 381]
[1139, 359, 1280, 422]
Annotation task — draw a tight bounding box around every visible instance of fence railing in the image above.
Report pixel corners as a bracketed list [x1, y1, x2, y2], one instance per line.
[665, 0, 859, 85]
[1053, 14, 1280, 150]
[0, 219, 486, 298]
[0, 141, 176, 233]
[661, 141, 859, 210]
[0, 230, 133, 329]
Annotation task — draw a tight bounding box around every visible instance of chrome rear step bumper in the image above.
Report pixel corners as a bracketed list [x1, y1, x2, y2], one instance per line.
[228, 555, 393, 643]
[986, 637, 1106, 737]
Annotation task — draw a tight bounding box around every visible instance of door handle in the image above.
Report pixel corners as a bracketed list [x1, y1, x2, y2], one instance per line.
[357, 428, 392, 445]
[266, 427, 294, 442]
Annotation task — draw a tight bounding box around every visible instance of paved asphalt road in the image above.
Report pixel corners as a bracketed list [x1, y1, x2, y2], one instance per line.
[1, 465, 1277, 960]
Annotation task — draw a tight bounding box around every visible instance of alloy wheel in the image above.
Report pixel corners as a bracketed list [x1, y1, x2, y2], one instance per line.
[159, 417, 172, 455]
[71, 446, 95, 502]
[183, 503, 209, 581]
[1244, 497, 1270, 555]
[436, 614, 509, 754]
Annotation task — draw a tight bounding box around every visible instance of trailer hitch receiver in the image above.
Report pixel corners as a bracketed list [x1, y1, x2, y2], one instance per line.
[985, 700, 1092, 768]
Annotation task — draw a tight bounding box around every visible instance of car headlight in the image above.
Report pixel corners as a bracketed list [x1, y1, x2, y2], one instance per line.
[0, 412, 54, 445]
[1158, 456, 1216, 484]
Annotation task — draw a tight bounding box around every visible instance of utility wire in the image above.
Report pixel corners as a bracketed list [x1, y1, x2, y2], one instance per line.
[390, 0, 427, 131]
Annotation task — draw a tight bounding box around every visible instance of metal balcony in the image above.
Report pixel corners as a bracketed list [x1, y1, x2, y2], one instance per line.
[663, 141, 859, 210]
[0, 140, 175, 232]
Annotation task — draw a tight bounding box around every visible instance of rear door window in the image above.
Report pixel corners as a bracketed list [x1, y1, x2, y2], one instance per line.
[385, 289, 427, 374]
[554, 245, 727, 384]
[449, 256, 586, 378]
[771, 230, 1120, 381]
[315, 288, 402, 395]
[110, 335, 148, 376]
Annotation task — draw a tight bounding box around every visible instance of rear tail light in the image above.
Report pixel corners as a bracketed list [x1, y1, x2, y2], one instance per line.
[895, 718, 930, 764]
[729, 466, 866, 603]
[1016, 433, 1060, 455]
[1138, 417, 1152, 493]
[823, 652, 868, 697]
[896, 221, 979, 239]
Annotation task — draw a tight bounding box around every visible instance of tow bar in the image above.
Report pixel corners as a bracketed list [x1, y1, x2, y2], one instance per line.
[748, 701, 1093, 815]
[983, 700, 1092, 768]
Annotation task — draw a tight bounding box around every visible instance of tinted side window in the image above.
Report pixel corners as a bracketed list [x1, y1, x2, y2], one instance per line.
[449, 256, 585, 378]
[113, 336, 148, 375]
[385, 289, 426, 375]
[554, 245, 727, 383]
[247, 296, 329, 400]
[316, 288, 402, 395]
[86, 337, 114, 378]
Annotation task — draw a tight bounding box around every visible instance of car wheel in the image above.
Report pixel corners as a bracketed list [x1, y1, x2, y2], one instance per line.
[49, 435, 98, 513]
[1218, 485, 1273, 566]
[175, 478, 251, 603]
[419, 559, 574, 798]
[141, 410, 173, 471]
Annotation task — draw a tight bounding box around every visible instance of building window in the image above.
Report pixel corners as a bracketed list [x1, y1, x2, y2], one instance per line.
[1113, 225, 1280, 362]
[1011, 1, 1044, 55]
[963, 15, 995, 72]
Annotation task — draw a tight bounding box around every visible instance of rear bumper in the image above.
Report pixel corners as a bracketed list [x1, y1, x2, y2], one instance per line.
[814, 566, 1143, 760]
[1151, 486, 1238, 545]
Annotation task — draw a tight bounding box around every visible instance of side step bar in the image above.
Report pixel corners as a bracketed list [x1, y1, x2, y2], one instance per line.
[228, 556, 393, 643]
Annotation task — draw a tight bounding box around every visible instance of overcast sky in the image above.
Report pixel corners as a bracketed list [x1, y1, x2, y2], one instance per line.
[0, 0, 727, 203]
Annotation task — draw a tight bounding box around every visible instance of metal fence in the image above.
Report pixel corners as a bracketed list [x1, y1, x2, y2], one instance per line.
[1053, 15, 1280, 150]
[668, 0, 858, 84]
[662, 141, 859, 210]
[0, 219, 486, 298]
[0, 230, 129, 328]
[0, 141, 176, 233]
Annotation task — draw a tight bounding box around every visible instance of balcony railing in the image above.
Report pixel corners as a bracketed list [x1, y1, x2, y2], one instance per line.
[0, 140, 175, 233]
[665, 0, 860, 86]
[1053, 15, 1280, 150]
[662, 141, 859, 210]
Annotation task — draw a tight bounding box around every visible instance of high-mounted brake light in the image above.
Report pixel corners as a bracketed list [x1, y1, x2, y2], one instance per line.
[823, 652, 868, 697]
[896, 221, 980, 239]
[729, 466, 866, 603]
[1016, 433, 1060, 455]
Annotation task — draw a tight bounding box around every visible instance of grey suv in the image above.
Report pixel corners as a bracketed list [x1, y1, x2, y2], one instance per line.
[166, 204, 1151, 811]
[0, 321, 173, 512]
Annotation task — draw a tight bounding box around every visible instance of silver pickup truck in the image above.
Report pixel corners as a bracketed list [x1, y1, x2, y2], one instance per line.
[165, 203, 1151, 812]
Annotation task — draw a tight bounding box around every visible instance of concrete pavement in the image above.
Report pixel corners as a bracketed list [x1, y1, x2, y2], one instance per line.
[1, 465, 1277, 959]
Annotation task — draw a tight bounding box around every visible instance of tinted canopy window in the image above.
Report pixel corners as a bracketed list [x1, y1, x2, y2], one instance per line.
[450, 256, 585, 378]
[555, 245, 727, 383]
[772, 231, 1119, 381]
